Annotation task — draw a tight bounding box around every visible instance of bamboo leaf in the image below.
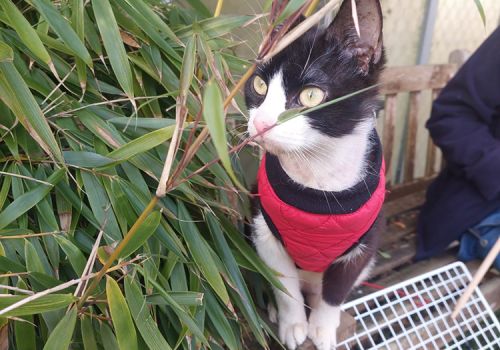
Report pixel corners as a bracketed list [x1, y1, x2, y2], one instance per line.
[0, 0, 52, 65]
[177, 203, 230, 305]
[106, 126, 176, 162]
[126, 0, 182, 45]
[81, 315, 98, 350]
[0, 169, 65, 230]
[31, 0, 92, 67]
[106, 277, 138, 350]
[124, 277, 172, 350]
[474, 0, 486, 26]
[63, 151, 117, 168]
[70, 0, 87, 91]
[54, 236, 86, 275]
[92, 0, 134, 100]
[205, 291, 239, 350]
[24, 240, 46, 275]
[0, 294, 76, 317]
[13, 279, 36, 350]
[206, 213, 267, 346]
[108, 117, 176, 130]
[179, 36, 196, 98]
[118, 210, 161, 259]
[137, 268, 208, 344]
[0, 40, 13, 62]
[202, 80, 243, 189]
[276, 0, 306, 24]
[42, 307, 77, 350]
[0, 63, 64, 163]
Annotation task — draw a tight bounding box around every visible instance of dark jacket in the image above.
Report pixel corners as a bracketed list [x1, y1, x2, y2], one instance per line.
[416, 27, 500, 260]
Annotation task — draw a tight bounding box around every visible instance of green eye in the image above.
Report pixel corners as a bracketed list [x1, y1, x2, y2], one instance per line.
[299, 87, 325, 107]
[253, 76, 267, 95]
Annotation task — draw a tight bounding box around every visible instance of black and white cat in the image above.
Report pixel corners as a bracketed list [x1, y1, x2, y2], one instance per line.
[245, 1, 385, 349]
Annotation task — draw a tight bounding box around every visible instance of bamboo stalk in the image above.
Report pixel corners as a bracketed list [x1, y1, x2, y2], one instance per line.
[77, 197, 158, 308]
[451, 237, 500, 319]
[214, 0, 224, 17]
[304, 0, 321, 16]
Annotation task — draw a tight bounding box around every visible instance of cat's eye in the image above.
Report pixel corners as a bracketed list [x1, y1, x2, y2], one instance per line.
[299, 87, 325, 108]
[253, 76, 268, 96]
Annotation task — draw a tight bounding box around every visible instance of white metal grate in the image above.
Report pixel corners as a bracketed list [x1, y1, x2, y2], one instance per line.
[338, 262, 500, 349]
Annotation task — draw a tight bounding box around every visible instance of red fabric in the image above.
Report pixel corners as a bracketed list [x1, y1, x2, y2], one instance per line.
[257, 156, 386, 272]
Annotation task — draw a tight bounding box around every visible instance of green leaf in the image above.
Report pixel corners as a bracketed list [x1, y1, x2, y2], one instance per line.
[146, 292, 203, 307]
[81, 315, 98, 350]
[474, 0, 486, 26]
[0, 63, 64, 163]
[43, 307, 77, 350]
[0, 41, 13, 62]
[118, 210, 161, 259]
[0, 0, 52, 65]
[276, 0, 306, 24]
[54, 236, 86, 275]
[13, 280, 36, 350]
[126, 0, 181, 45]
[202, 80, 243, 189]
[92, 0, 134, 99]
[0, 294, 76, 317]
[206, 214, 267, 346]
[179, 36, 196, 98]
[177, 203, 229, 305]
[0, 169, 65, 230]
[81, 172, 122, 243]
[100, 323, 120, 350]
[31, 0, 92, 67]
[137, 268, 208, 344]
[205, 291, 239, 350]
[63, 151, 117, 168]
[24, 240, 46, 275]
[106, 126, 176, 162]
[106, 277, 138, 350]
[124, 277, 172, 350]
[70, 0, 87, 91]
[108, 117, 176, 130]
[184, 0, 211, 18]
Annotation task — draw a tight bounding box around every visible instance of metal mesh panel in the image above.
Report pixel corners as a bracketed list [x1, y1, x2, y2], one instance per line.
[338, 262, 500, 349]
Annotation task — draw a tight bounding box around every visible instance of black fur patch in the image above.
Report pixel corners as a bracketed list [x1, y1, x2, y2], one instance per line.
[245, 16, 385, 138]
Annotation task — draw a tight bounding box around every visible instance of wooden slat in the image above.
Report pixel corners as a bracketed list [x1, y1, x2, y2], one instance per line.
[383, 94, 397, 183]
[371, 238, 417, 278]
[380, 64, 458, 94]
[425, 89, 441, 176]
[383, 190, 426, 218]
[404, 91, 420, 182]
[386, 177, 435, 202]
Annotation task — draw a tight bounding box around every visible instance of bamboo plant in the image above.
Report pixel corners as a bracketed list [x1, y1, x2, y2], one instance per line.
[0, 0, 338, 349]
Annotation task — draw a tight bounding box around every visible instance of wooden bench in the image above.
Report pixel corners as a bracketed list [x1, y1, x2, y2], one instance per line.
[361, 49, 499, 311]
[292, 50, 500, 349]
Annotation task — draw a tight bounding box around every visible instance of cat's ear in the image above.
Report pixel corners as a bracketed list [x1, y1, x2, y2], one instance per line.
[327, 0, 383, 74]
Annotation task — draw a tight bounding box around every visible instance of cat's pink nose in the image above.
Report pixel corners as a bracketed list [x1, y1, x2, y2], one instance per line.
[253, 118, 273, 134]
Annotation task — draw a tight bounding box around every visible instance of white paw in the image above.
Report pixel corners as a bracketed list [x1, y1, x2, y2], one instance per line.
[307, 302, 340, 350]
[279, 319, 308, 350]
[267, 303, 278, 324]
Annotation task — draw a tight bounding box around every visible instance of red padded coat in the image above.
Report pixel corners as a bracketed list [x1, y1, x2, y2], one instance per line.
[257, 139, 385, 273]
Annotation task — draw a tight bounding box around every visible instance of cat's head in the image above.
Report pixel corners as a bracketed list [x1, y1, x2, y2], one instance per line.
[245, 0, 384, 156]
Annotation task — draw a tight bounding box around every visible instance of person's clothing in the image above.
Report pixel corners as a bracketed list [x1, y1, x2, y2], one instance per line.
[458, 208, 500, 270]
[257, 133, 385, 272]
[416, 27, 500, 260]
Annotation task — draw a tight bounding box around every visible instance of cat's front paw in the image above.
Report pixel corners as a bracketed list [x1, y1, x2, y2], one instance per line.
[307, 303, 340, 350]
[267, 303, 278, 324]
[278, 318, 308, 350]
